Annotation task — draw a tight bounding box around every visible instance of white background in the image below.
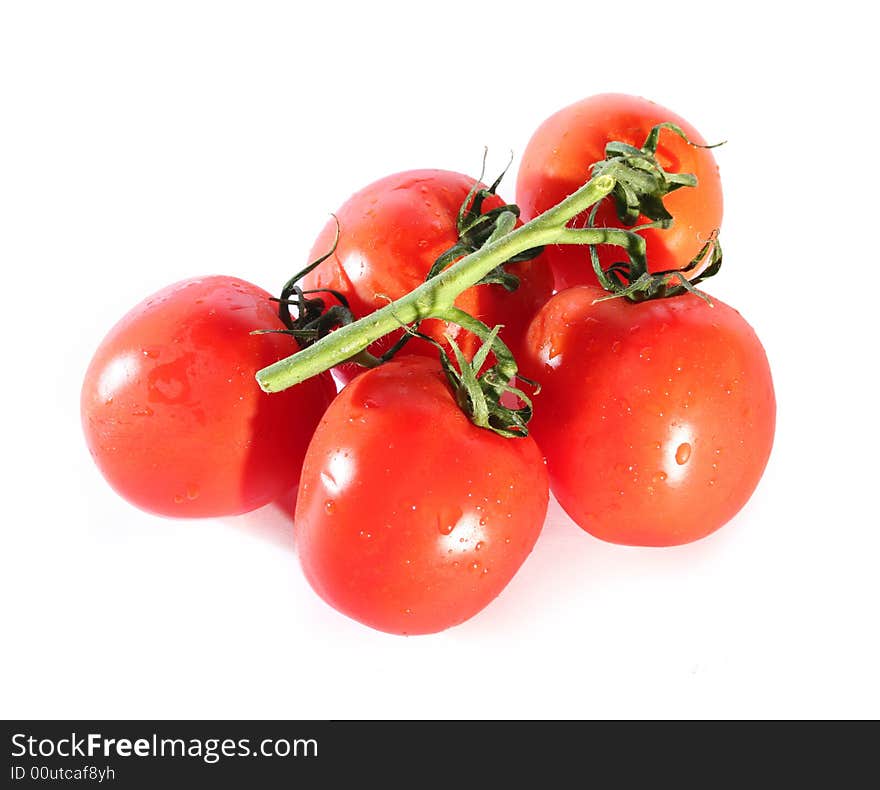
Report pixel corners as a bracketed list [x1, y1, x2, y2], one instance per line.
[2, 1, 877, 719]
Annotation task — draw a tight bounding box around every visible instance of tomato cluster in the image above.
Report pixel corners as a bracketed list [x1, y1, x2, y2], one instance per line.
[82, 93, 775, 635]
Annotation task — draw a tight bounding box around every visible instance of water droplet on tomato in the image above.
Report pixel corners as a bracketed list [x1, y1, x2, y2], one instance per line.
[475, 541, 484, 551]
[186, 484, 199, 500]
[324, 500, 336, 515]
[470, 561, 480, 572]
[639, 346, 653, 361]
[436, 505, 462, 535]
[652, 472, 667, 483]
[675, 442, 692, 464]
[173, 494, 184, 504]
[611, 340, 622, 353]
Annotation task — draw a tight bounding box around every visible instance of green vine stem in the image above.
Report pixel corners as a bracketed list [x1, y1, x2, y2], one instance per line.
[256, 173, 619, 393]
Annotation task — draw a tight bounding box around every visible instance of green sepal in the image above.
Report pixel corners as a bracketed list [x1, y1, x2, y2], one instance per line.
[268, 218, 361, 349]
[427, 308, 536, 438]
[586, 123, 725, 304]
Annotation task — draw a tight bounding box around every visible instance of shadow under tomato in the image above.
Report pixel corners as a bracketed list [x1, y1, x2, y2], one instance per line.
[450, 493, 735, 638]
[219, 489, 297, 553]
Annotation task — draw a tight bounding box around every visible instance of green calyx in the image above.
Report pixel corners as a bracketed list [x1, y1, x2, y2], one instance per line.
[592, 122, 705, 227]
[587, 123, 725, 304]
[406, 307, 536, 439]
[251, 219, 358, 347]
[591, 228, 723, 304]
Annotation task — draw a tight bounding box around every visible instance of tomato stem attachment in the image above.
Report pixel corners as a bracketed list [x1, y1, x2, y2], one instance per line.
[583, 124, 725, 301]
[256, 174, 617, 393]
[256, 123, 724, 395]
[433, 307, 537, 438]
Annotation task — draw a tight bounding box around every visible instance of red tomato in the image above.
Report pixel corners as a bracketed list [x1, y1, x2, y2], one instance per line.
[519, 286, 775, 546]
[294, 356, 549, 635]
[302, 169, 553, 382]
[82, 276, 334, 518]
[516, 93, 723, 291]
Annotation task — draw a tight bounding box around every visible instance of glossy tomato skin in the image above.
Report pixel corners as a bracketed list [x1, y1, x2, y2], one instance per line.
[302, 169, 553, 382]
[520, 287, 775, 546]
[516, 94, 723, 291]
[295, 356, 549, 635]
[82, 276, 335, 518]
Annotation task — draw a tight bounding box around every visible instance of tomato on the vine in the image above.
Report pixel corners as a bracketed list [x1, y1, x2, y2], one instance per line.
[301, 169, 553, 382]
[516, 93, 723, 291]
[81, 276, 334, 518]
[519, 286, 775, 546]
[294, 355, 549, 635]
